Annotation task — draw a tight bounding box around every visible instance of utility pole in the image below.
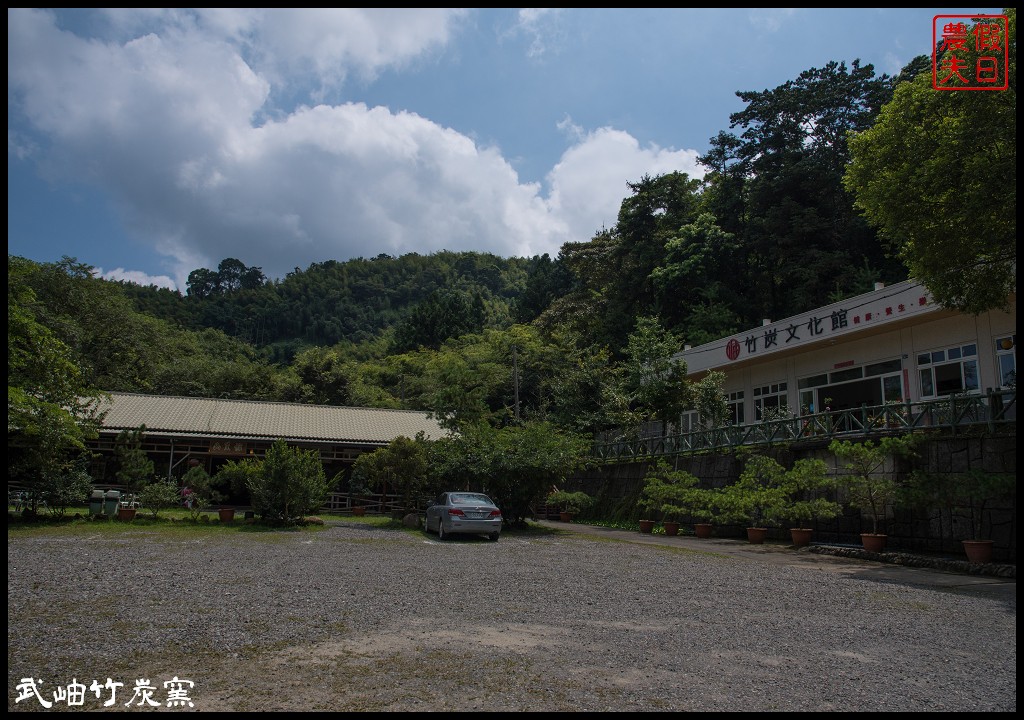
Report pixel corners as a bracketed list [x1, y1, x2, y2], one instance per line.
[512, 345, 520, 422]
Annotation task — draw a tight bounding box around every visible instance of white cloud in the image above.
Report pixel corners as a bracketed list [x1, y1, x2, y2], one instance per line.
[546, 128, 705, 246]
[9, 8, 705, 290]
[96, 267, 177, 291]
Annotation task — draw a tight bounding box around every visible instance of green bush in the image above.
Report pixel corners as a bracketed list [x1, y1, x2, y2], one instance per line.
[546, 490, 595, 515]
[139, 479, 181, 519]
[830, 437, 914, 534]
[40, 468, 94, 518]
[639, 461, 715, 523]
[248, 438, 328, 524]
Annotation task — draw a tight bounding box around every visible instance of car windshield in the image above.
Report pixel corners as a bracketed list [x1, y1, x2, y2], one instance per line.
[450, 493, 493, 506]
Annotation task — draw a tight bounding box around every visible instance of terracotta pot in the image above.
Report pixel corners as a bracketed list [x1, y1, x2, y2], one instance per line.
[218, 508, 235, 523]
[352, 506, 366, 517]
[663, 521, 680, 537]
[962, 539, 994, 564]
[746, 527, 767, 544]
[116, 507, 136, 522]
[639, 519, 655, 534]
[559, 511, 574, 523]
[694, 523, 713, 539]
[789, 528, 814, 547]
[860, 533, 888, 553]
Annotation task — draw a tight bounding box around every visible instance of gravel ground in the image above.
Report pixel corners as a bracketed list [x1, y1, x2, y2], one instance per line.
[8, 520, 1017, 712]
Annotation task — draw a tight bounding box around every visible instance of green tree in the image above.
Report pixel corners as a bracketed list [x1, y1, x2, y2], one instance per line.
[616, 316, 690, 435]
[114, 426, 155, 495]
[427, 421, 592, 527]
[639, 460, 715, 524]
[716, 455, 789, 528]
[830, 437, 914, 534]
[844, 11, 1016, 314]
[689, 370, 729, 431]
[39, 467, 94, 518]
[699, 60, 904, 322]
[248, 438, 329, 523]
[139, 478, 182, 519]
[8, 260, 104, 512]
[351, 435, 429, 513]
[214, 458, 261, 506]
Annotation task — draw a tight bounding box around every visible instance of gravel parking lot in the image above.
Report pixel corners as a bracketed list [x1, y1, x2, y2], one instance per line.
[7, 520, 1016, 712]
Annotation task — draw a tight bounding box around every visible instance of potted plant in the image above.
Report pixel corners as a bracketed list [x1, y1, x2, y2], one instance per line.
[769, 458, 842, 547]
[546, 490, 594, 522]
[830, 437, 914, 552]
[716, 454, 788, 544]
[639, 461, 715, 537]
[907, 468, 1014, 564]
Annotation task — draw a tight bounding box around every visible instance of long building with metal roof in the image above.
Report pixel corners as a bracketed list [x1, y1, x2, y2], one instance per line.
[86, 392, 449, 489]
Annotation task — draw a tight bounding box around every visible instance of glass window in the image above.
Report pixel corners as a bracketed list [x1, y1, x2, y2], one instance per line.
[883, 375, 904, 403]
[754, 383, 788, 421]
[920, 368, 934, 396]
[798, 373, 828, 389]
[995, 335, 1015, 388]
[727, 391, 744, 425]
[830, 367, 863, 383]
[919, 343, 983, 398]
[865, 359, 902, 377]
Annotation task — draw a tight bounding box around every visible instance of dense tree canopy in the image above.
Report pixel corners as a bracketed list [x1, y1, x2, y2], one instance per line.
[844, 10, 1016, 314]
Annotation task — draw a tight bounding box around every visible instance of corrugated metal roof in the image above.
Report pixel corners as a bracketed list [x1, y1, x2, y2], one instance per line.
[95, 392, 448, 445]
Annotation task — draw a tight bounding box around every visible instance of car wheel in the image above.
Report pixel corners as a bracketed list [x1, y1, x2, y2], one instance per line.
[424, 515, 432, 534]
[437, 521, 447, 540]
[489, 532, 499, 542]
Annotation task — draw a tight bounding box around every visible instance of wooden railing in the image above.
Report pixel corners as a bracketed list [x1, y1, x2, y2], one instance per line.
[592, 389, 1016, 463]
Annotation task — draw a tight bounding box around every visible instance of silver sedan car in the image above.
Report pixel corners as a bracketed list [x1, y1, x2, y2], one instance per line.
[424, 492, 502, 541]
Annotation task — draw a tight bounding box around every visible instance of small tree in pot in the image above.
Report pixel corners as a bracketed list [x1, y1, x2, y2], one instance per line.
[830, 437, 914, 552]
[640, 461, 715, 536]
[716, 454, 788, 543]
[769, 457, 842, 547]
[906, 467, 1015, 563]
[546, 490, 595, 522]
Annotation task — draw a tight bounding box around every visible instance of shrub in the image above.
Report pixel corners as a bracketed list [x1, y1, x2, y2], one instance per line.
[139, 479, 181, 519]
[639, 461, 715, 523]
[830, 437, 914, 534]
[546, 490, 595, 515]
[248, 438, 329, 524]
[40, 468, 94, 518]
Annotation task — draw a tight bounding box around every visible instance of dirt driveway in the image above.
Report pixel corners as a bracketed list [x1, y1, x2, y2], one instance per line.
[7, 520, 1016, 712]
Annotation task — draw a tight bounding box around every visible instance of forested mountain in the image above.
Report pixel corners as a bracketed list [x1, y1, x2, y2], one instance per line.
[120, 251, 533, 362]
[20, 54, 985, 437]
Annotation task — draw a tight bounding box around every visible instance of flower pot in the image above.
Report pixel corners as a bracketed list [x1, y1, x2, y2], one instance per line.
[789, 528, 814, 548]
[962, 540, 994, 564]
[639, 519, 655, 534]
[694, 523, 713, 539]
[218, 508, 235, 523]
[663, 521, 680, 537]
[116, 507, 136, 522]
[559, 511, 574, 522]
[746, 527, 767, 544]
[860, 533, 888, 553]
[352, 506, 366, 517]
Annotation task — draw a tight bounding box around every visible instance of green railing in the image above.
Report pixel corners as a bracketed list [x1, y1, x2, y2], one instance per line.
[592, 389, 1016, 462]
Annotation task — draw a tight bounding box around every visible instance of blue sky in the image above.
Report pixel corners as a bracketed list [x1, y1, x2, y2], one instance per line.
[7, 8, 1001, 291]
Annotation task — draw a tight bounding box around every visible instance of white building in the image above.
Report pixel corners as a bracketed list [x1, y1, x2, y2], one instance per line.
[676, 279, 1016, 426]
